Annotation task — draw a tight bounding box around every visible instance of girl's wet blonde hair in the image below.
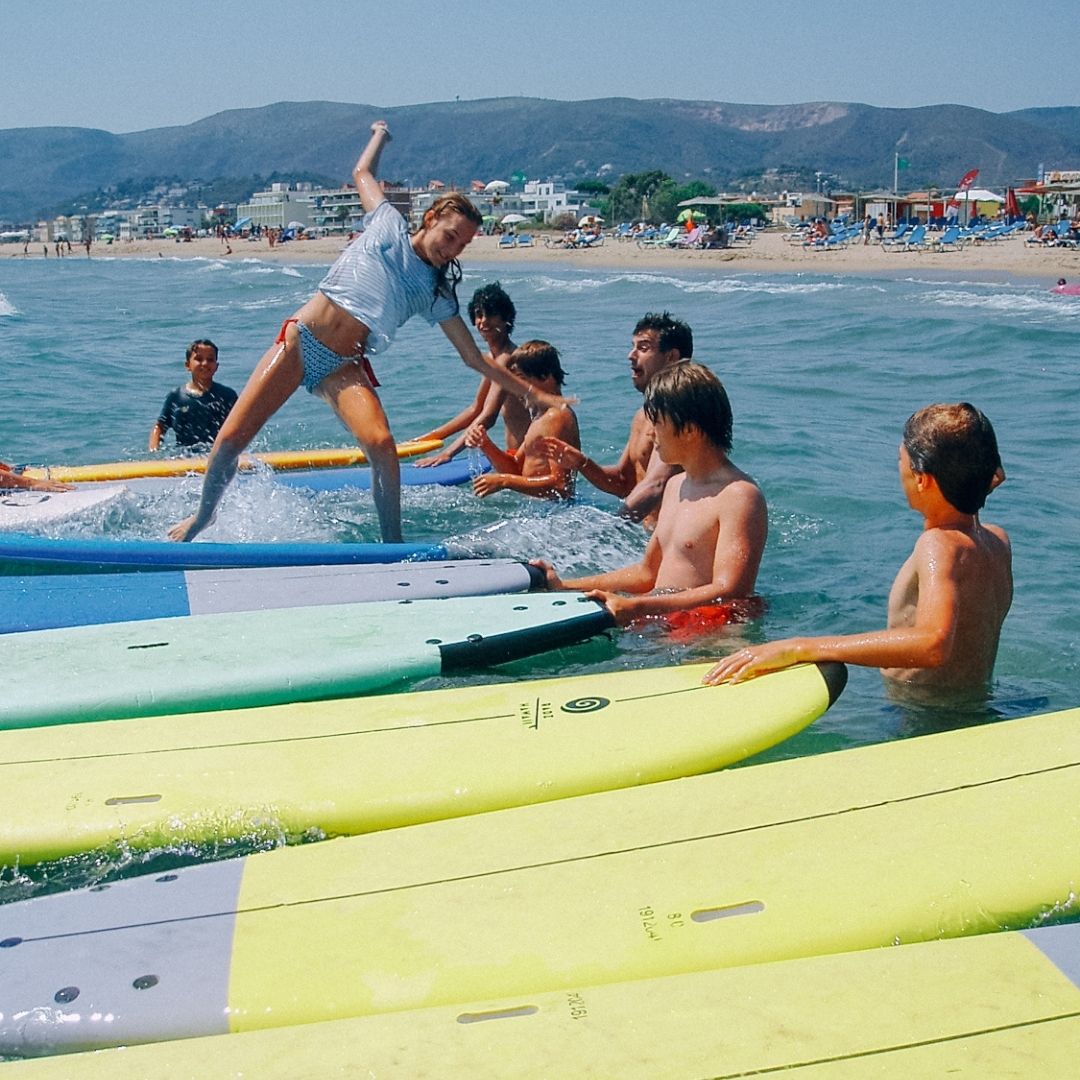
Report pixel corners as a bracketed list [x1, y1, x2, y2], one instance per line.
[421, 194, 484, 313]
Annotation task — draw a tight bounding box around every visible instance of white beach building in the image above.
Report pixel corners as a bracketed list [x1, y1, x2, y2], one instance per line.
[518, 180, 584, 223]
[237, 183, 315, 231]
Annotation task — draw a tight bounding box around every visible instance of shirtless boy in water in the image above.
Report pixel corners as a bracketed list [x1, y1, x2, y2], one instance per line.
[414, 282, 531, 465]
[533, 362, 767, 625]
[705, 402, 1011, 696]
[541, 311, 692, 528]
[465, 340, 579, 500]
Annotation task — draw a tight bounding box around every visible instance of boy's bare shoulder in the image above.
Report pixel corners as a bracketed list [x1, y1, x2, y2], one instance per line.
[984, 521, 1011, 549]
[914, 519, 1011, 565]
[699, 465, 764, 502]
[536, 402, 577, 427]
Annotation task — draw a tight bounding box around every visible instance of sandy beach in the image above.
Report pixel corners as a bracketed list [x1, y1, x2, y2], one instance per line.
[14, 230, 1080, 283]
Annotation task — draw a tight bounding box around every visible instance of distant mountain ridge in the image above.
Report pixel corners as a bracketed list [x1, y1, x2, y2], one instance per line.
[2, 97, 1079, 222]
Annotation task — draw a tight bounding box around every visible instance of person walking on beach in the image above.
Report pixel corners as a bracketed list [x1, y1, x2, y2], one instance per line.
[540, 311, 692, 528]
[704, 403, 1011, 699]
[169, 121, 571, 544]
[533, 362, 766, 625]
[149, 339, 238, 451]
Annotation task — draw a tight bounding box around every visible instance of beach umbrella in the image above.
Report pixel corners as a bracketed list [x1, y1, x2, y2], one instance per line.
[500, 213, 527, 224]
[287, 221, 306, 230]
[676, 208, 707, 223]
[950, 188, 1004, 203]
[485, 180, 510, 193]
[578, 215, 604, 227]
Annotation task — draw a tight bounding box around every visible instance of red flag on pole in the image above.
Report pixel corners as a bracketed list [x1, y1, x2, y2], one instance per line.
[947, 168, 980, 209]
[956, 168, 979, 193]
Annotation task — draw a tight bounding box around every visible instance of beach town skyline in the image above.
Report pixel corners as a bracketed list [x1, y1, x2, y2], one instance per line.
[2, 0, 1075, 134]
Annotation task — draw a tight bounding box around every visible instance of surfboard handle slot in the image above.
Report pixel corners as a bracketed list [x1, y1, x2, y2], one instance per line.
[105, 794, 163, 805]
[127, 641, 169, 650]
[691, 901, 765, 922]
[456, 1005, 539, 1024]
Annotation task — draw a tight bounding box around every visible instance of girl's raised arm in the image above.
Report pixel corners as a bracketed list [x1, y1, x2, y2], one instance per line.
[352, 122, 392, 214]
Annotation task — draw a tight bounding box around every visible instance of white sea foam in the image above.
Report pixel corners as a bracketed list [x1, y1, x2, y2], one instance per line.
[680, 277, 853, 297]
[0, 292, 17, 317]
[194, 297, 299, 315]
[922, 288, 1080, 319]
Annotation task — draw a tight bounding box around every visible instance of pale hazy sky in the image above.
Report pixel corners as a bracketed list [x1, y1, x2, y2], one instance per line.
[3, 0, 1075, 133]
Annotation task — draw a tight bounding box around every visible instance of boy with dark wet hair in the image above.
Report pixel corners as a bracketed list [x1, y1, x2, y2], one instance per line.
[541, 310, 694, 527]
[634, 310, 694, 360]
[705, 402, 1011, 697]
[149, 339, 237, 451]
[414, 281, 531, 466]
[465, 340, 579, 500]
[533, 362, 767, 624]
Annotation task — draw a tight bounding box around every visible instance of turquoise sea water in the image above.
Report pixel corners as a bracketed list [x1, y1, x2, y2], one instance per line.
[0, 251, 1078, 899]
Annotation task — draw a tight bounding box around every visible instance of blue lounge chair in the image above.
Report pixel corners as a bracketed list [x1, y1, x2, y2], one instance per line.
[497, 234, 516, 249]
[931, 226, 964, 251]
[516, 233, 534, 248]
[884, 223, 926, 251]
[880, 223, 911, 248]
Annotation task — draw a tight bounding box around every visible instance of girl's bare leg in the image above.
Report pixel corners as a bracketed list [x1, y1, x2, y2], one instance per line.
[317, 362, 402, 543]
[168, 329, 304, 541]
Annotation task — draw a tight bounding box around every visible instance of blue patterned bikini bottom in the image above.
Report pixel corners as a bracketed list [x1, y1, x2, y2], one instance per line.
[276, 319, 380, 393]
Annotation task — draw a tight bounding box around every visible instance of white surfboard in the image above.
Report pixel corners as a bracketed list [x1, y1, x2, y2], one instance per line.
[0, 486, 125, 530]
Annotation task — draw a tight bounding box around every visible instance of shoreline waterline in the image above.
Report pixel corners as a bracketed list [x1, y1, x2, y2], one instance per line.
[9, 230, 1079, 284]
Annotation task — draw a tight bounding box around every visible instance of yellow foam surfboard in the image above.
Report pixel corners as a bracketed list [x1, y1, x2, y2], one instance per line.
[0, 703, 1077, 1055]
[0, 662, 845, 866]
[20, 439, 442, 482]
[7, 922, 1080, 1077]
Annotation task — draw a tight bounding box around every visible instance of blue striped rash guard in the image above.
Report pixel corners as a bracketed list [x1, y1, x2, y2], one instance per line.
[317, 200, 457, 354]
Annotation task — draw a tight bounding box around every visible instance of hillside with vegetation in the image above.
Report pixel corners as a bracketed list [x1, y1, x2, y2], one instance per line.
[2, 97, 1078, 223]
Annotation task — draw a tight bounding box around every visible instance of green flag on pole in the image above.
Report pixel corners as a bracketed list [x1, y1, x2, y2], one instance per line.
[897, 157, 909, 169]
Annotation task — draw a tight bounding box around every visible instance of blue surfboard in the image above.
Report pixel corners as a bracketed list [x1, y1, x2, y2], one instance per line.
[0, 535, 448, 575]
[274, 457, 486, 493]
[0, 559, 543, 633]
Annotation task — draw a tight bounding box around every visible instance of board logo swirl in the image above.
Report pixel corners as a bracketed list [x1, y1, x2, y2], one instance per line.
[560, 696, 610, 714]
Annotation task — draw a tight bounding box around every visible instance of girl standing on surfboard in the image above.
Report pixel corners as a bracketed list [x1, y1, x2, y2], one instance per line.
[169, 122, 572, 544]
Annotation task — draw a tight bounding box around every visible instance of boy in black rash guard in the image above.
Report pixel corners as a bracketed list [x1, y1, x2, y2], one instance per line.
[149, 339, 238, 450]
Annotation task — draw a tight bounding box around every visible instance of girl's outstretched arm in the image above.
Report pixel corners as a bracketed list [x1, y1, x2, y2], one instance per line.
[440, 316, 576, 412]
[353, 122, 392, 214]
